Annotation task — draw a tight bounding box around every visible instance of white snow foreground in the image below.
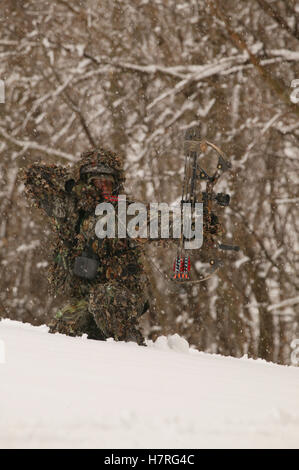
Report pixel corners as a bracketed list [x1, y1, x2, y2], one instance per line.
[0, 320, 298, 449]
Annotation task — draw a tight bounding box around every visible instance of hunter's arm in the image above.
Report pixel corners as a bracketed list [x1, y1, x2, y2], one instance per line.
[127, 203, 178, 247]
[21, 163, 73, 218]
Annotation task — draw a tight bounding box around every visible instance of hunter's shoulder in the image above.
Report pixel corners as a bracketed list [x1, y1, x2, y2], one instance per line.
[22, 161, 69, 177]
[20, 161, 74, 190]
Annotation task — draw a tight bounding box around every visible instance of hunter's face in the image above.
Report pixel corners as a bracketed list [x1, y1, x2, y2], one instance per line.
[90, 175, 115, 194]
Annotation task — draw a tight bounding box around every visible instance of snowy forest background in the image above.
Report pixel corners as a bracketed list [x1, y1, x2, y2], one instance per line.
[0, 0, 298, 365]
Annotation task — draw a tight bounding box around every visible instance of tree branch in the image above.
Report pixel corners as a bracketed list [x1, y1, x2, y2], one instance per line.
[255, 0, 299, 41]
[0, 127, 75, 162]
[209, 0, 299, 118]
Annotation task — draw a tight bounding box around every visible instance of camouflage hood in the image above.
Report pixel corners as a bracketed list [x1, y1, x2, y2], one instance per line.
[67, 147, 125, 212]
[70, 148, 125, 188]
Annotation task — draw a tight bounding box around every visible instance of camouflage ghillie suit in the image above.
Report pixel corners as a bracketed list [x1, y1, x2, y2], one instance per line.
[22, 149, 149, 344]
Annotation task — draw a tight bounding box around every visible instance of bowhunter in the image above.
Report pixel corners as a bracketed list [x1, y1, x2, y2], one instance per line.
[22, 148, 150, 344]
[21, 130, 236, 343]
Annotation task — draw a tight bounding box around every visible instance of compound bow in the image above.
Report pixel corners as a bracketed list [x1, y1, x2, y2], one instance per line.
[170, 125, 239, 284]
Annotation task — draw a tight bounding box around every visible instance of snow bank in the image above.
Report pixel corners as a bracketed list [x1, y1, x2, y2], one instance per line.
[0, 319, 298, 449]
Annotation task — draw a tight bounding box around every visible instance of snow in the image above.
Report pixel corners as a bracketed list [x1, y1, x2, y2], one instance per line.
[267, 295, 299, 313]
[0, 319, 299, 449]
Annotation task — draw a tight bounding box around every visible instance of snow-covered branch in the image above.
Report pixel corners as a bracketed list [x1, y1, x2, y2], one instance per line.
[268, 296, 299, 312]
[0, 127, 75, 162]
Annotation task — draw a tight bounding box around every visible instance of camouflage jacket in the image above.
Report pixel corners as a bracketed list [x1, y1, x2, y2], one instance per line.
[22, 162, 149, 299]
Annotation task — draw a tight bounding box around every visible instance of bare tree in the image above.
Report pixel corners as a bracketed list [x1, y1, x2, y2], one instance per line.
[0, 0, 298, 363]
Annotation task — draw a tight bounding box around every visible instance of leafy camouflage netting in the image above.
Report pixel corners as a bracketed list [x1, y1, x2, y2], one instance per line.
[21, 148, 149, 344]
